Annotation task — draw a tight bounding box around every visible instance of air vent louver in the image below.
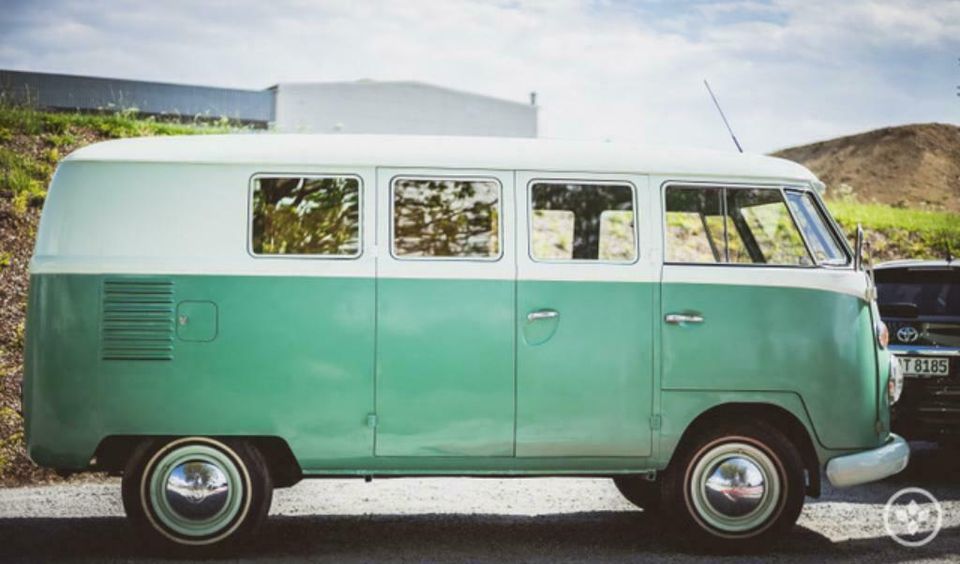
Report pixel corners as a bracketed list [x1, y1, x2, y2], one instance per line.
[101, 278, 175, 361]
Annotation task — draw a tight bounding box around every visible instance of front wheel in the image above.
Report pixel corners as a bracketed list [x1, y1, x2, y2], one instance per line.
[122, 437, 272, 551]
[661, 421, 805, 551]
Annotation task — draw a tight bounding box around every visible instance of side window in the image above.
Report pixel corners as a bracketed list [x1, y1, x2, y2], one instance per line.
[392, 177, 501, 259]
[665, 186, 813, 266]
[665, 187, 723, 263]
[728, 189, 811, 266]
[251, 175, 360, 257]
[530, 182, 637, 262]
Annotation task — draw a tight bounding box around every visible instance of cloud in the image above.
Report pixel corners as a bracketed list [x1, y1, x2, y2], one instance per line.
[0, 0, 957, 152]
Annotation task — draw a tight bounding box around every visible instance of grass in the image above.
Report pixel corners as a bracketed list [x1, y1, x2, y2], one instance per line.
[0, 104, 235, 139]
[827, 200, 960, 260]
[0, 104, 237, 212]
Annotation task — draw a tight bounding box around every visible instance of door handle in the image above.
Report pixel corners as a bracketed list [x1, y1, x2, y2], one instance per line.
[527, 309, 559, 322]
[665, 313, 704, 325]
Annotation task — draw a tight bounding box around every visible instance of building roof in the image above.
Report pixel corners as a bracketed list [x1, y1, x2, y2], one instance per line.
[64, 134, 818, 181]
[272, 79, 535, 109]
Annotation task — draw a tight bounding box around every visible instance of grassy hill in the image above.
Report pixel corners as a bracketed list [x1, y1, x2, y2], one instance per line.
[773, 123, 960, 262]
[774, 123, 960, 213]
[0, 109, 958, 485]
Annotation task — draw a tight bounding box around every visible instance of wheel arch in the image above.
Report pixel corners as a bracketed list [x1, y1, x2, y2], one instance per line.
[666, 402, 822, 498]
[94, 435, 302, 488]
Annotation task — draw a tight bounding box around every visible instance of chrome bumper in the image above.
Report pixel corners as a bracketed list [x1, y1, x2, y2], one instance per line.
[825, 434, 910, 488]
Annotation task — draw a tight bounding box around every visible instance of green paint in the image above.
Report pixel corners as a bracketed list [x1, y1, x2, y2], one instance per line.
[375, 278, 515, 456]
[24, 272, 887, 475]
[661, 282, 879, 449]
[176, 301, 218, 343]
[517, 280, 654, 457]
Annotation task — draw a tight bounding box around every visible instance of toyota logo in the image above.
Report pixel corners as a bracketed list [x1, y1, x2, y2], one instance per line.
[896, 326, 920, 343]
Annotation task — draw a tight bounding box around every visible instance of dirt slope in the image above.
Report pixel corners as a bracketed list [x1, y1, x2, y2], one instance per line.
[773, 123, 960, 212]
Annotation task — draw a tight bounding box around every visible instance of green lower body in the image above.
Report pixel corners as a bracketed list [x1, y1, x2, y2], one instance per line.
[23, 273, 886, 476]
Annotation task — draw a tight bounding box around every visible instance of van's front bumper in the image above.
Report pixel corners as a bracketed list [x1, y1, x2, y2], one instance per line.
[825, 434, 910, 488]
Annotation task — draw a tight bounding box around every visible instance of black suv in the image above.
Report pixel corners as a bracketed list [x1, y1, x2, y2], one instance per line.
[875, 260, 960, 442]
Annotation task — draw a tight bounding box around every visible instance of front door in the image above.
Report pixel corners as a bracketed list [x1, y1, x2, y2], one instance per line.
[374, 169, 516, 456]
[515, 172, 655, 457]
[659, 184, 873, 448]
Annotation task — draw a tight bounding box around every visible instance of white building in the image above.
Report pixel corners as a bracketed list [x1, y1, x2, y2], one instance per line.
[271, 80, 537, 137]
[2, 70, 538, 137]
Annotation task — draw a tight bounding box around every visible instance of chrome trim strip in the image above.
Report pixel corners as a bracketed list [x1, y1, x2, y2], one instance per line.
[825, 434, 910, 488]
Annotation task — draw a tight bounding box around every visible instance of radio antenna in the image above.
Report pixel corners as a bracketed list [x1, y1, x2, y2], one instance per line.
[703, 79, 743, 153]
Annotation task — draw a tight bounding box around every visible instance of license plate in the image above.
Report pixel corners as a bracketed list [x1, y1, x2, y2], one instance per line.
[898, 356, 951, 377]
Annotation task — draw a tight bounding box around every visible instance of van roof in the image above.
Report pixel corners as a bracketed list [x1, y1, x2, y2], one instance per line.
[64, 134, 817, 182]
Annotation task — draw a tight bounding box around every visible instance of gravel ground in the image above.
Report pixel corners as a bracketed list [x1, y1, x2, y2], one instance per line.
[0, 442, 958, 563]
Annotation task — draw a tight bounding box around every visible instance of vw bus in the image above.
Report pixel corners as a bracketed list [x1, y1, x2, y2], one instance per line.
[24, 134, 908, 551]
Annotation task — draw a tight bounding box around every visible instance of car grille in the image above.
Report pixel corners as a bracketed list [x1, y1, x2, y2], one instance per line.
[893, 357, 960, 437]
[887, 320, 960, 348]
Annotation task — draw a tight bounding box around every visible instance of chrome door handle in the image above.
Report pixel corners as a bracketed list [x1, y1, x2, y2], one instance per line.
[527, 309, 559, 322]
[665, 313, 704, 325]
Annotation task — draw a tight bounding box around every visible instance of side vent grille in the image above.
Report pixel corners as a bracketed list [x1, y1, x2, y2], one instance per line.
[101, 279, 175, 361]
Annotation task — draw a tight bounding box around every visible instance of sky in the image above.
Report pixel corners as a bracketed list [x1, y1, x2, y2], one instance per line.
[1, 0, 958, 153]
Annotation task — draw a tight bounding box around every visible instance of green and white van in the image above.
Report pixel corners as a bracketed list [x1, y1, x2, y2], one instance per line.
[24, 134, 908, 551]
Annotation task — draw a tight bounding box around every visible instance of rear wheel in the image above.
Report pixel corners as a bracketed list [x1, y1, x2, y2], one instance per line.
[661, 421, 805, 551]
[122, 437, 272, 551]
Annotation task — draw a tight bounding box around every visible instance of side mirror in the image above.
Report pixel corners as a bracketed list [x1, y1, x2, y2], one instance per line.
[854, 224, 864, 271]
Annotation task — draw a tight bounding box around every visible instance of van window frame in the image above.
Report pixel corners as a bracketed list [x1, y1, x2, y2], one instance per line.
[661, 181, 849, 269]
[526, 178, 640, 265]
[247, 172, 364, 260]
[783, 188, 853, 267]
[389, 174, 505, 262]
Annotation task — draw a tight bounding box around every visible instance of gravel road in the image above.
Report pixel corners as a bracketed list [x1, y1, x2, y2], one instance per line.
[1, 442, 958, 563]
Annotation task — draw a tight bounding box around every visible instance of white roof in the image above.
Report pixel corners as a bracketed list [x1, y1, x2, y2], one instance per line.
[64, 134, 817, 182]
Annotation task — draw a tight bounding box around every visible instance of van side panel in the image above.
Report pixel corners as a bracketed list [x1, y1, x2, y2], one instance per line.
[661, 281, 878, 449]
[657, 390, 835, 466]
[25, 273, 376, 469]
[23, 274, 102, 468]
[375, 278, 515, 456]
[516, 280, 654, 456]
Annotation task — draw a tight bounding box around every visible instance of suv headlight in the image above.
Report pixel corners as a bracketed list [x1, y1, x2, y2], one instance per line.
[888, 356, 903, 405]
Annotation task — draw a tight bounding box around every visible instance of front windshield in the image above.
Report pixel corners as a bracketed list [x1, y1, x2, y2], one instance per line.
[784, 191, 848, 266]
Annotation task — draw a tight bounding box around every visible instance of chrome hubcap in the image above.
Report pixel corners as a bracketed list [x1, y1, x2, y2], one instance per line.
[147, 442, 247, 540]
[704, 456, 766, 517]
[688, 442, 782, 534]
[165, 461, 230, 521]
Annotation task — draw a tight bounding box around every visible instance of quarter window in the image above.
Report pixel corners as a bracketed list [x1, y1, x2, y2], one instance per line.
[251, 175, 360, 256]
[530, 182, 637, 262]
[784, 191, 848, 265]
[392, 177, 501, 259]
[665, 186, 813, 266]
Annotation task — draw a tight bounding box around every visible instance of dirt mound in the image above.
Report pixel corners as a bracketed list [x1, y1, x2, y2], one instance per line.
[773, 123, 960, 212]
